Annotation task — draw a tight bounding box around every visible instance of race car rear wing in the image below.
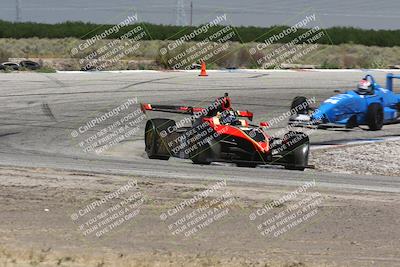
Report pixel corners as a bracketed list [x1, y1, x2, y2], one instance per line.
[236, 110, 253, 121]
[386, 73, 400, 91]
[140, 103, 253, 120]
[140, 103, 205, 114]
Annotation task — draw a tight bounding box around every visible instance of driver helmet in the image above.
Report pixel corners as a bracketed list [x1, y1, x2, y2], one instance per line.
[221, 111, 238, 125]
[358, 79, 373, 93]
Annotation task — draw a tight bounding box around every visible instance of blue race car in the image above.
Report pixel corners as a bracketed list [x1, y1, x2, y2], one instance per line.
[288, 73, 400, 130]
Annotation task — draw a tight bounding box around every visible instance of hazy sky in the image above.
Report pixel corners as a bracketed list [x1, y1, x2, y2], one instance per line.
[1, 0, 400, 29]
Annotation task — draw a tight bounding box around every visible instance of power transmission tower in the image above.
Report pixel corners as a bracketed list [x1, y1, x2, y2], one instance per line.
[176, 0, 187, 26]
[190, 1, 193, 26]
[16, 0, 21, 22]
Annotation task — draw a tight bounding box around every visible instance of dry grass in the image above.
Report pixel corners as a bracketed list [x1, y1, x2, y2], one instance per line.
[1, 38, 400, 70]
[0, 246, 313, 267]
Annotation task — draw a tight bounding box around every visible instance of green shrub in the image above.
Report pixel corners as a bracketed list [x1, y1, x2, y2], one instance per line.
[1, 20, 400, 47]
[35, 66, 57, 73]
[320, 60, 340, 69]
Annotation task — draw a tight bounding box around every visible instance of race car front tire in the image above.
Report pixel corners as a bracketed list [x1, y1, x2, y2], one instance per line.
[191, 145, 213, 165]
[190, 130, 220, 165]
[282, 132, 310, 171]
[236, 162, 257, 168]
[290, 96, 310, 115]
[366, 103, 383, 131]
[144, 119, 175, 160]
[191, 141, 217, 165]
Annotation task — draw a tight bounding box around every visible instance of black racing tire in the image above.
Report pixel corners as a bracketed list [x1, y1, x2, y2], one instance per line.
[1, 62, 19, 71]
[190, 127, 220, 165]
[283, 131, 310, 171]
[345, 115, 358, 129]
[192, 157, 212, 165]
[19, 60, 41, 70]
[191, 145, 212, 164]
[191, 144, 213, 165]
[290, 96, 310, 115]
[144, 119, 175, 160]
[366, 103, 384, 131]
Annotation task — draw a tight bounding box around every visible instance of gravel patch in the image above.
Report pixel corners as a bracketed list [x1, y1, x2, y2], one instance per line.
[311, 141, 400, 176]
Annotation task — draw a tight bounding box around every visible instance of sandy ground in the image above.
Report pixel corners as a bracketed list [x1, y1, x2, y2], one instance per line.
[311, 141, 400, 176]
[0, 166, 399, 267]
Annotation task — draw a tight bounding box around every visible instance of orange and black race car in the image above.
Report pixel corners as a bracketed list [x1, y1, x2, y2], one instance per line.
[141, 93, 311, 171]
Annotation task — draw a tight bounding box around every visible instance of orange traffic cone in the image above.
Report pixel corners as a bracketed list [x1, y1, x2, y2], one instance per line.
[199, 61, 208, 77]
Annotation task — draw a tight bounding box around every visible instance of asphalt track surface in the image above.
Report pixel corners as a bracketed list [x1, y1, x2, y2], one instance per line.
[0, 70, 399, 192]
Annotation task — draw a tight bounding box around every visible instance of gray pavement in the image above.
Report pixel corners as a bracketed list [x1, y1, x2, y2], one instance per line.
[0, 70, 399, 192]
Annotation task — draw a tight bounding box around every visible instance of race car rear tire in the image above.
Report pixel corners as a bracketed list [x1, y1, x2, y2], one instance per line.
[290, 96, 310, 115]
[366, 103, 383, 131]
[144, 119, 175, 160]
[282, 132, 309, 171]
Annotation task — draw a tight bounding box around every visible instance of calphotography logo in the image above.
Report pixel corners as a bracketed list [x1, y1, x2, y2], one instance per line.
[70, 97, 147, 154]
[158, 13, 237, 70]
[249, 180, 324, 238]
[70, 180, 145, 239]
[159, 180, 235, 238]
[69, 12, 150, 71]
[72, 13, 139, 53]
[248, 13, 331, 69]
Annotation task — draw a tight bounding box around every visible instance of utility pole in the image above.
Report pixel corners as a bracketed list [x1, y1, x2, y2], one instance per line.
[190, 1, 193, 26]
[16, 0, 21, 22]
[176, 0, 187, 26]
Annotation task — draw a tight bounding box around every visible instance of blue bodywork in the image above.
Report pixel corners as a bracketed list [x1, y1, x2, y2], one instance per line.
[290, 74, 400, 129]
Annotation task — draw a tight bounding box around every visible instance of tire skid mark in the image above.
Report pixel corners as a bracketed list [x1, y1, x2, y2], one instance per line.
[0, 77, 178, 98]
[41, 103, 57, 122]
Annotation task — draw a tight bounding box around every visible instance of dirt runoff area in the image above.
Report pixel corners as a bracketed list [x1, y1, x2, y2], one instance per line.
[0, 166, 400, 267]
[311, 140, 400, 176]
